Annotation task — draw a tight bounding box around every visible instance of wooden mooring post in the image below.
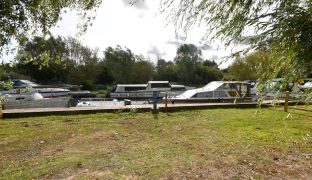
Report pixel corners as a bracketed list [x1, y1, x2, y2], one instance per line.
[0, 105, 3, 119]
[284, 91, 290, 112]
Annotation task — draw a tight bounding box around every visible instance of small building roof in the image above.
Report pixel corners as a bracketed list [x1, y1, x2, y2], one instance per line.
[148, 81, 169, 83]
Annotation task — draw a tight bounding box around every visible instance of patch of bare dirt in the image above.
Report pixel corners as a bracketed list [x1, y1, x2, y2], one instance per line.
[44, 168, 140, 180]
[0, 137, 19, 145]
[41, 127, 148, 157]
[118, 118, 144, 126]
[63, 119, 79, 125]
[164, 165, 242, 179]
[20, 121, 30, 127]
[18, 121, 43, 128]
[253, 154, 312, 179]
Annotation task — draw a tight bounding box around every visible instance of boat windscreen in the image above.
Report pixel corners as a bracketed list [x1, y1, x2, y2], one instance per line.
[203, 82, 223, 91]
[20, 80, 39, 87]
[175, 89, 197, 99]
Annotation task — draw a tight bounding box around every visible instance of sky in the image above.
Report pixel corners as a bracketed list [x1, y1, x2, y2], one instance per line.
[3, 0, 241, 68]
[51, 0, 241, 68]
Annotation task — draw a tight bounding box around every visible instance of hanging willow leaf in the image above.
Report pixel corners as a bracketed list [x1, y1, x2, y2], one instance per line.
[0, 0, 102, 52]
[159, 0, 312, 105]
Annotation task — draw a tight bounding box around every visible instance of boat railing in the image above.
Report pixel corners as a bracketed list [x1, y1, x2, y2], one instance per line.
[80, 98, 116, 102]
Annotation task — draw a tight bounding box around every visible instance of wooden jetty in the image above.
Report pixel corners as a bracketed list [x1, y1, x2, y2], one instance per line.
[2, 100, 302, 119]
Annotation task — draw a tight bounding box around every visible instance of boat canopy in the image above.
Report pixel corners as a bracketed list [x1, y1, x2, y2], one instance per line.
[175, 82, 223, 99]
[202, 81, 224, 91]
[175, 89, 197, 99]
[173, 81, 249, 99]
[13, 79, 39, 88]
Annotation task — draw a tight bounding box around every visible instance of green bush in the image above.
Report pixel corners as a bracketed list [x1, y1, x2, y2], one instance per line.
[81, 80, 94, 90]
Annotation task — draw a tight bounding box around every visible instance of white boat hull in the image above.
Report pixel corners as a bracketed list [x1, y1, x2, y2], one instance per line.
[3, 97, 70, 109]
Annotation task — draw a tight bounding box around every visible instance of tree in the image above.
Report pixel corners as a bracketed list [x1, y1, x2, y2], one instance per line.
[66, 37, 100, 66]
[103, 46, 136, 84]
[226, 51, 271, 81]
[132, 57, 155, 84]
[95, 62, 114, 85]
[160, 0, 312, 80]
[64, 37, 101, 85]
[203, 60, 218, 68]
[0, 0, 101, 51]
[154, 47, 223, 85]
[175, 44, 202, 64]
[174, 44, 203, 84]
[15, 35, 102, 85]
[156, 59, 168, 72]
[197, 60, 223, 84]
[154, 59, 178, 82]
[15, 36, 72, 82]
[0, 63, 15, 80]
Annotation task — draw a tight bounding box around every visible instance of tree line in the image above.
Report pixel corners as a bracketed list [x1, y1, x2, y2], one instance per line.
[1, 35, 310, 90]
[2, 1, 312, 88]
[1, 36, 225, 89]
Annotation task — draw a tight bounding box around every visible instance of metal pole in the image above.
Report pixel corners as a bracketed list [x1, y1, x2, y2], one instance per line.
[284, 91, 289, 112]
[153, 90, 157, 110]
[165, 93, 168, 112]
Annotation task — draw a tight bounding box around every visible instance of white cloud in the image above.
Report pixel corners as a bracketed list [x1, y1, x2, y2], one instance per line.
[121, 0, 148, 10]
[49, 0, 237, 67]
[1, 0, 245, 69]
[147, 46, 166, 59]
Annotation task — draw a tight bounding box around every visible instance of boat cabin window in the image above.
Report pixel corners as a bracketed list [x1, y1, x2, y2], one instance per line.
[226, 83, 249, 96]
[111, 86, 117, 92]
[16, 97, 25, 100]
[151, 83, 170, 88]
[171, 86, 186, 91]
[13, 81, 23, 87]
[228, 91, 238, 97]
[213, 91, 228, 98]
[124, 86, 146, 91]
[250, 82, 256, 88]
[240, 85, 248, 95]
[195, 91, 213, 98]
[229, 83, 239, 90]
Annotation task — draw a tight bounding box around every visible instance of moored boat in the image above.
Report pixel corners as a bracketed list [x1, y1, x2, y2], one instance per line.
[7, 79, 93, 98]
[170, 81, 252, 103]
[109, 81, 191, 99]
[1, 92, 70, 109]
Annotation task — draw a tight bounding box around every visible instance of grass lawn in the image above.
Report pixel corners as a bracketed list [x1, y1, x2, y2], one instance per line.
[0, 106, 311, 179]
